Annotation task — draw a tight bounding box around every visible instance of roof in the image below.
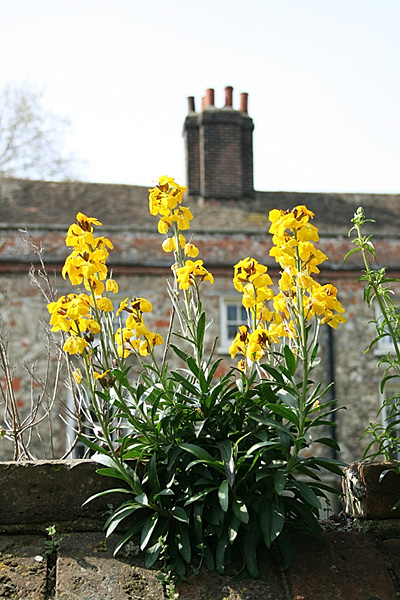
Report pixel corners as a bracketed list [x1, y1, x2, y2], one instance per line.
[1, 177, 399, 236]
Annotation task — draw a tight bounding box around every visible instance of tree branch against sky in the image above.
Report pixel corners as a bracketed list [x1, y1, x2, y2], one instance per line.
[0, 82, 82, 181]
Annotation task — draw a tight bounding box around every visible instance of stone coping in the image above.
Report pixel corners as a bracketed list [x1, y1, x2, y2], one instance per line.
[0, 459, 124, 529]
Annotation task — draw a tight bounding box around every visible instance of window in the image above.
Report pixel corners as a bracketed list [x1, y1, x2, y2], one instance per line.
[219, 297, 247, 353]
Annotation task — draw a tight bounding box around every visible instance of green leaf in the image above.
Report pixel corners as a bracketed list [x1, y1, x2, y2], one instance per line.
[202, 542, 215, 571]
[171, 372, 199, 396]
[148, 453, 160, 493]
[314, 437, 341, 451]
[95, 468, 129, 483]
[177, 521, 191, 563]
[92, 452, 120, 470]
[180, 443, 214, 462]
[77, 434, 108, 455]
[82, 487, 132, 506]
[134, 493, 149, 506]
[247, 413, 295, 437]
[285, 497, 322, 539]
[244, 516, 260, 578]
[283, 345, 296, 376]
[184, 486, 218, 506]
[267, 404, 299, 428]
[273, 470, 287, 495]
[140, 514, 159, 550]
[170, 344, 189, 362]
[193, 503, 203, 541]
[112, 518, 148, 556]
[218, 480, 229, 512]
[171, 506, 189, 523]
[260, 496, 285, 548]
[276, 530, 292, 570]
[156, 488, 175, 497]
[311, 457, 346, 476]
[217, 440, 235, 487]
[145, 540, 162, 567]
[343, 246, 361, 262]
[196, 312, 206, 350]
[186, 355, 200, 377]
[228, 514, 241, 543]
[216, 530, 229, 575]
[290, 480, 321, 509]
[106, 506, 140, 538]
[232, 498, 249, 524]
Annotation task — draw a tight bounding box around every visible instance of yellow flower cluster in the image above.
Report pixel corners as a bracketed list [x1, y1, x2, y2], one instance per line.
[48, 213, 163, 357]
[115, 297, 163, 358]
[62, 212, 113, 293]
[230, 205, 346, 367]
[269, 206, 346, 328]
[149, 176, 213, 291]
[149, 176, 191, 234]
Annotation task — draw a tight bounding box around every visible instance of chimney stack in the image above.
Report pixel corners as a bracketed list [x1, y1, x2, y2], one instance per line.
[183, 86, 254, 199]
[204, 88, 215, 108]
[240, 92, 248, 114]
[225, 86, 233, 107]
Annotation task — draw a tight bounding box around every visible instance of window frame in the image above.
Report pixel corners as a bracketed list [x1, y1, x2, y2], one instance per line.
[218, 296, 247, 354]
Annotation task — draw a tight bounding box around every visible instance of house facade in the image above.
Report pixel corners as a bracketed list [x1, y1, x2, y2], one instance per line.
[0, 86, 399, 464]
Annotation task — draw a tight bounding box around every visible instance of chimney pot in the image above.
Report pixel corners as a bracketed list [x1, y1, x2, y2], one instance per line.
[204, 88, 215, 108]
[225, 86, 233, 107]
[187, 96, 195, 113]
[240, 92, 248, 114]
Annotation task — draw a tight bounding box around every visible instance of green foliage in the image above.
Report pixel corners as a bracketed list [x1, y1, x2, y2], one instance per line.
[347, 207, 400, 464]
[45, 525, 62, 556]
[84, 340, 343, 578]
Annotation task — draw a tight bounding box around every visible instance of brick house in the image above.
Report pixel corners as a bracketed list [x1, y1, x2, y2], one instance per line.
[0, 86, 399, 464]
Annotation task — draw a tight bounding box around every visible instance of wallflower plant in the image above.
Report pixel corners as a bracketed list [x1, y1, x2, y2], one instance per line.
[50, 177, 346, 581]
[346, 208, 400, 475]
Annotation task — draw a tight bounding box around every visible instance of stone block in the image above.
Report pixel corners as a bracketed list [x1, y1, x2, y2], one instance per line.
[0, 460, 130, 528]
[0, 534, 47, 599]
[286, 531, 397, 600]
[56, 532, 163, 600]
[176, 553, 287, 600]
[343, 460, 400, 519]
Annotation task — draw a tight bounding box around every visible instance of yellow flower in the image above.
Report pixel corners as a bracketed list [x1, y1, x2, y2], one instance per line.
[175, 260, 214, 290]
[171, 206, 193, 230]
[73, 368, 83, 384]
[96, 297, 114, 312]
[63, 336, 88, 355]
[94, 370, 110, 380]
[184, 243, 199, 258]
[130, 297, 153, 313]
[106, 279, 119, 294]
[322, 313, 347, 329]
[76, 212, 102, 229]
[86, 319, 101, 334]
[229, 326, 249, 359]
[162, 237, 176, 253]
[148, 177, 186, 218]
[233, 258, 271, 292]
[117, 298, 129, 316]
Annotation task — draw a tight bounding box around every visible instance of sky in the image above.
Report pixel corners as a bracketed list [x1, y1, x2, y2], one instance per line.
[1, 0, 399, 193]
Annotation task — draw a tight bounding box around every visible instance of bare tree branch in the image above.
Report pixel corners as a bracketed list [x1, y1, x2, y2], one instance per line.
[0, 82, 82, 181]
